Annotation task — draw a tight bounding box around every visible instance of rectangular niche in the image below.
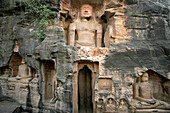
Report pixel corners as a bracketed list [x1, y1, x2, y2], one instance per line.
[98, 78, 112, 91]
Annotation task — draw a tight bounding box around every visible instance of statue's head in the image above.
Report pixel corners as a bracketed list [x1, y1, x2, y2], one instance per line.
[98, 98, 103, 104]
[141, 72, 149, 82]
[108, 98, 114, 104]
[4, 68, 10, 75]
[81, 4, 93, 17]
[21, 58, 25, 64]
[119, 98, 127, 106]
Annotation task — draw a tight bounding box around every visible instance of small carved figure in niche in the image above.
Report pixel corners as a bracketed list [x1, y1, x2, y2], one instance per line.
[2, 68, 10, 77]
[69, 4, 102, 47]
[96, 98, 105, 113]
[16, 59, 32, 80]
[118, 98, 129, 113]
[133, 72, 170, 109]
[57, 82, 63, 101]
[105, 98, 117, 113]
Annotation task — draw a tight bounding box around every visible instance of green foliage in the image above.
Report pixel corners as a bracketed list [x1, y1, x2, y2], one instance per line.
[161, 0, 169, 4]
[25, 0, 57, 39]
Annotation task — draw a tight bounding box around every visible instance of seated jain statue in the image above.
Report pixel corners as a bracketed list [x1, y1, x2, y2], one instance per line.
[16, 59, 32, 81]
[118, 98, 129, 113]
[105, 98, 117, 112]
[133, 72, 170, 109]
[69, 4, 102, 47]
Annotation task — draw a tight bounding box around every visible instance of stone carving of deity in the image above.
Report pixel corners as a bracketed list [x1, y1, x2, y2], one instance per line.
[69, 4, 102, 47]
[118, 98, 129, 113]
[16, 59, 31, 80]
[96, 98, 105, 113]
[133, 72, 170, 109]
[105, 98, 117, 113]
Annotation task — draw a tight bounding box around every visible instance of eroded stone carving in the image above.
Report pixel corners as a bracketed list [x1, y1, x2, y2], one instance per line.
[105, 97, 117, 112]
[118, 98, 129, 113]
[16, 59, 32, 82]
[98, 78, 112, 91]
[133, 72, 170, 110]
[96, 98, 105, 113]
[69, 4, 102, 47]
[30, 73, 40, 112]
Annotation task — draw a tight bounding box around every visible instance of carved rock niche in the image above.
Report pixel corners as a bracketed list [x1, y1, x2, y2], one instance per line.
[9, 53, 22, 77]
[60, 0, 104, 47]
[147, 70, 170, 102]
[41, 60, 56, 103]
[98, 77, 112, 91]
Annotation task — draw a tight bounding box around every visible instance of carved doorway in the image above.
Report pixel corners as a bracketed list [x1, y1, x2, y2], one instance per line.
[78, 66, 93, 113]
[73, 61, 99, 113]
[42, 60, 56, 102]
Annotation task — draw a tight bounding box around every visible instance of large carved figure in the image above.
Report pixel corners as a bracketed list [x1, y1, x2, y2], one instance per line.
[133, 72, 170, 109]
[69, 4, 102, 47]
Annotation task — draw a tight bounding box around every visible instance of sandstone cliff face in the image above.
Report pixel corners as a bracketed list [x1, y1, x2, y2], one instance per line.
[0, 0, 169, 113]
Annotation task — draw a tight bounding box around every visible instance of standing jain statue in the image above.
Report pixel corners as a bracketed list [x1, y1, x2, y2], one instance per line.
[69, 4, 102, 47]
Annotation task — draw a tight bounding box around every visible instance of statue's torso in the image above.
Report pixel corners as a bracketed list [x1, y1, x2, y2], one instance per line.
[18, 64, 28, 77]
[139, 83, 152, 99]
[75, 21, 98, 47]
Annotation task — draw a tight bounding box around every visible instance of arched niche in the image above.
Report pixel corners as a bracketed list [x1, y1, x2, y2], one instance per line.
[41, 60, 57, 103]
[9, 53, 22, 77]
[146, 70, 169, 101]
[73, 61, 99, 113]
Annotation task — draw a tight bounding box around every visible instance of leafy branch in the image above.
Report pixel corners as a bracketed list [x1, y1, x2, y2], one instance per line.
[25, 0, 57, 39]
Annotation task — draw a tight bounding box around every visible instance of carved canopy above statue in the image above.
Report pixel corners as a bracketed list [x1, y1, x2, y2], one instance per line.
[71, 0, 104, 6]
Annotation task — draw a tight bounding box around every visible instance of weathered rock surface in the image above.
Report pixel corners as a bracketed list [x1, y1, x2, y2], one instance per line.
[104, 0, 170, 78]
[0, 101, 21, 113]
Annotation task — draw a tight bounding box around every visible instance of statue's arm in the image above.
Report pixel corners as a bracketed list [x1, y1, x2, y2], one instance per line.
[104, 25, 114, 47]
[69, 23, 76, 46]
[150, 84, 155, 99]
[96, 24, 102, 47]
[24, 67, 32, 78]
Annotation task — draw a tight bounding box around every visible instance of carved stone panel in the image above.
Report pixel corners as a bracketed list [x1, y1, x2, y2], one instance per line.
[98, 78, 112, 91]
